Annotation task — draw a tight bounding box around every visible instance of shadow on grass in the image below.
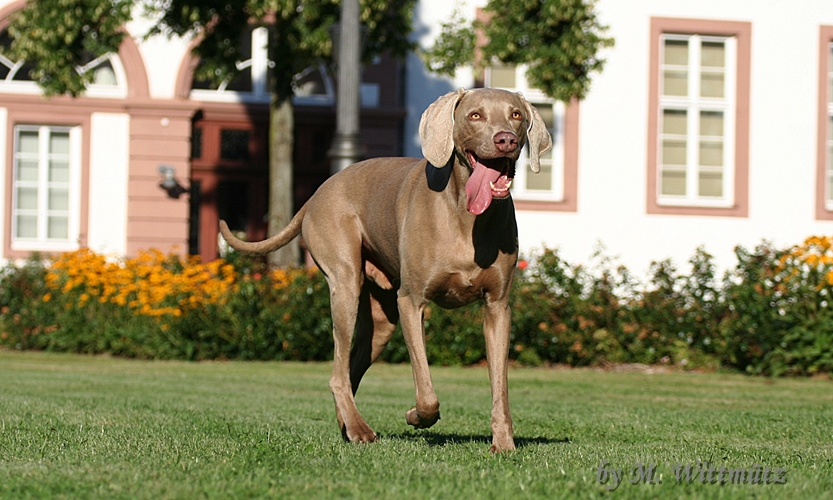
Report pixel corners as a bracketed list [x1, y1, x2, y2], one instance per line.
[384, 431, 571, 448]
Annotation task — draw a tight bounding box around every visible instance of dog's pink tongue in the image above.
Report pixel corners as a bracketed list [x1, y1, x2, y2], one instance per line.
[466, 162, 502, 215]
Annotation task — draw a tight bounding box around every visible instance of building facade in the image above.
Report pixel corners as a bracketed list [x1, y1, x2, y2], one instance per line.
[3, 0, 833, 276]
[407, 0, 833, 275]
[0, 0, 405, 263]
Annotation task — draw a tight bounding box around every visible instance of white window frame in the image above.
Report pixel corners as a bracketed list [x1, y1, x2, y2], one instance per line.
[190, 26, 339, 106]
[486, 64, 565, 202]
[79, 54, 128, 99]
[657, 34, 737, 208]
[826, 42, 833, 210]
[0, 51, 126, 98]
[191, 27, 274, 103]
[11, 125, 83, 252]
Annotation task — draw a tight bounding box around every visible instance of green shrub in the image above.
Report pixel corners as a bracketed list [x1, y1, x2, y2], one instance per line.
[1, 238, 832, 376]
[717, 240, 833, 375]
[0, 255, 54, 351]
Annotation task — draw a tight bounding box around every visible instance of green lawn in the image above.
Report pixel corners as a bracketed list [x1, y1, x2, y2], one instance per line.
[0, 350, 831, 499]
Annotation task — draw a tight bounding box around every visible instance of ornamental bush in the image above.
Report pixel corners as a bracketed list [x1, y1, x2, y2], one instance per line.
[1, 239, 832, 376]
[717, 239, 833, 376]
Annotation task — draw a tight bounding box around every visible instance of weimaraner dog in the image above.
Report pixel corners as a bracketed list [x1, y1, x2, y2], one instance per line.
[219, 88, 552, 452]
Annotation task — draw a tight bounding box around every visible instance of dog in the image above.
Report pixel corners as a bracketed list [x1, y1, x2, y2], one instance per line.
[220, 88, 552, 452]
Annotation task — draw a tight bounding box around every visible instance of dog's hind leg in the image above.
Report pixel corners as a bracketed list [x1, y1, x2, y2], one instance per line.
[324, 267, 380, 444]
[306, 215, 380, 444]
[350, 283, 399, 395]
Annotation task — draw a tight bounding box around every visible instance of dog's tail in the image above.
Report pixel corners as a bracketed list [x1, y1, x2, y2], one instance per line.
[219, 204, 307, 255]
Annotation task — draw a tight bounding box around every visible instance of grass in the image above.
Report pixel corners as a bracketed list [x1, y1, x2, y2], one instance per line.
[0, 350, 831, 499]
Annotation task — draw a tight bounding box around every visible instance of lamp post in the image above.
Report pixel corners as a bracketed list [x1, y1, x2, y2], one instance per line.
[327, 0, 364, 175]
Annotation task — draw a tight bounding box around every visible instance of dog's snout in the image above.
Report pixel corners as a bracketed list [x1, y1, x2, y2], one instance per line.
[493, 132, 518, 154]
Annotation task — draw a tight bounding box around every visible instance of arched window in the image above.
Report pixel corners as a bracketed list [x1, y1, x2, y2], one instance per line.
[189, 26, 334, 105]
[0, 28, 127, 98]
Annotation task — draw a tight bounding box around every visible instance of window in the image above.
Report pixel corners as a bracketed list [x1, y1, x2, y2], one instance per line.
[658, 34, 735, 205]
[825, 43, 833, 210]
[648, 18, 750, 217]
[0, 28, 126, 97]
[817, 27, 833, 219]
[486, 64, 572, 206]
[220, 129, 251, 160]
[76, 53, 125, 98]
[12, 125, 82, 251]
[824, 44, 833, 210]
[190, 26, 334, 105]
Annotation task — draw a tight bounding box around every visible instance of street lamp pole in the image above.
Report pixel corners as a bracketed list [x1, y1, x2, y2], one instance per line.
[328, 0, 364, 175]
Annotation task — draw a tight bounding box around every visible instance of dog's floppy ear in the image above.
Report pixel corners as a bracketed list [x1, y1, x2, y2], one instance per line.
[420, 89, 467, 167]
[520, 95, 553, 173]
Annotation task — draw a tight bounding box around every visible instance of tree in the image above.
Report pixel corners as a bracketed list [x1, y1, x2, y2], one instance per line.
[4, 0, 415, 266]
[422, 0, 614, 102]
[3, 0, 132, 96]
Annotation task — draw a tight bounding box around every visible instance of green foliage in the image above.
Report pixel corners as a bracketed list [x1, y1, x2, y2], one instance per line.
[3, 0, 133, 95]
[424, 0, 614, 101]
[419, 10, 475, 77]
[6, 0, 416, 99]
[359, 0, 416, 61]
[0, 255, 53, 350]
[2, 238, 833, 376]
[717, 241, 833, 376]
[482, 0, 614, 101]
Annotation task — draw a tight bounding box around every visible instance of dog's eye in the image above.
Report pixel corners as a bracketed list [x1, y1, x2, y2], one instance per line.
[469, 112, 481, 120]
[511, 111, 523, 120]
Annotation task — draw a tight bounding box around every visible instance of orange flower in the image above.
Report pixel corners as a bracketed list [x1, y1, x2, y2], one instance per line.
[45, 248, 238, 319]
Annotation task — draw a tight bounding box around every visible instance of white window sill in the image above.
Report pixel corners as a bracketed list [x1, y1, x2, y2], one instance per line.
[12, 240, 79, 253]
[656, 196, 734, 209]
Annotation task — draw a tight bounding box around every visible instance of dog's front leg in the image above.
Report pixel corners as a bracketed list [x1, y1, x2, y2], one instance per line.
[398, 294, 441, 428]
[484, 297, 515, 452]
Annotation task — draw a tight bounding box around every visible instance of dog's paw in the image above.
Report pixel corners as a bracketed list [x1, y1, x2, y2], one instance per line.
[488, 437, 516, 453]
[341, 423, 379, 444]
[351, 432, 379, 444]
[405, 406, 441, 429]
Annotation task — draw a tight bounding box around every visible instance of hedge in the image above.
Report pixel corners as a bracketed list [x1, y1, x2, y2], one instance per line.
[2, 237, 832, 376]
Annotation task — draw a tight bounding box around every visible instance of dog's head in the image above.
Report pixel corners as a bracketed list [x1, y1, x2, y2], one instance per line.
[419, 88, 553, 215]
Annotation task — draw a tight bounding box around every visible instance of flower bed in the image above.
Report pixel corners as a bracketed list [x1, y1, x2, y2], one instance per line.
[1, 238, 832, 376]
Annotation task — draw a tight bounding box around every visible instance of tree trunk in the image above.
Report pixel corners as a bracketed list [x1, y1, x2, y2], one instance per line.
[267, 95, 300, 268]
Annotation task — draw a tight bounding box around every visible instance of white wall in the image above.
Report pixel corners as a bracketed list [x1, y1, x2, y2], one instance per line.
[126, 16, 193, 100]
[0, 106, 6, 260]
[408, 0, 833, 276]
[87, 113, 129, 255]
